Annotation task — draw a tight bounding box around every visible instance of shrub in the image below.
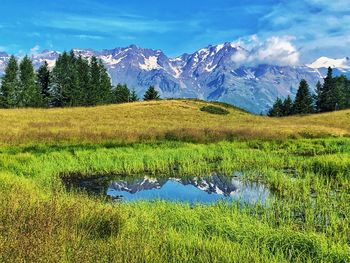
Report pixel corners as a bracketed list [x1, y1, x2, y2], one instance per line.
[200, 105, 229, 115]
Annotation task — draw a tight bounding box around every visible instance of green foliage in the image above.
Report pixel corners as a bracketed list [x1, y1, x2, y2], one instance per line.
[114, 84, 131, 103]
[321, 67, 337, 112]
[51, 52, 112, 107]
[281, 95, 293, 116]
[200, 105, 230, 115]
[0, 56, 19, 108]
[37, 61, 51, 107]
[292, 79, 314, 114]
[51, 51, 77, 107]
[18, 56, 42, 107]
[314, 81, 323, 112]
[75, 55, 90, 106]
[270, 70, 350, 117]
[268, 98, 283, 117]
[144, 86, 160, 101]
[130, 88, 139, 102]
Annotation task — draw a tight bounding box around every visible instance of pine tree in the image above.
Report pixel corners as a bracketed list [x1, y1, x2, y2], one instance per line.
[320, 67, 336, 112]
[87, 56, 101, 106]
[67, 51, 79, 106]
[268, 97, 283, 117]
[114, 84, 131, 103]
[97, 59, 113, 104]
[292, 79, 314, 114]
[75, 55, 91, 106]
[281, 95, 293, 116]
[130, 89, 139, 102]
[344, 77, 350, 109]
[314, 81, 323, 113]
[0, 55, 19, 108]
[334, 75, 347, 110]
[51, 51, 78, 107]
[18, 56, 42, 107]
[37, 61, 51, 107]
[143, 86, 160, 101]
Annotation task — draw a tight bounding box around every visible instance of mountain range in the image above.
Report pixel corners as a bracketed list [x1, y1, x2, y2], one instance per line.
[1, 43, 349, 113]
[109, 174, 241, 196]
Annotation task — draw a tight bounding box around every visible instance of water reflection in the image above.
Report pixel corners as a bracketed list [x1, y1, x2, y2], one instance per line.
[66, 172, 270, 205]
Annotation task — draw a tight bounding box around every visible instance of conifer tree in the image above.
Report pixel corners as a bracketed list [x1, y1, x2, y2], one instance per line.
[51, 51, 78, 107]
[37, 61, 51, 107]
[143, 86, 160, 101]
[344, 77, 350, 109]
[268, 97, 283, 117]
[314, 81, 323, 113]
[51, 52, 70, 107]
[75, 55, 90, 106]
[97, 59, 113, 104]
[320, 67, 335, 112]
[18, 56, 42, 107]
[292, 79, 314, 114]
[67, 51, 79, 106]
[281, 95, 293, 116]
[334, 75, 347, 110]
[130, 88, 139, 102]
[0, 55, 19, 108]
[87, 56, 101, 106]
[114, 84, 131, 103]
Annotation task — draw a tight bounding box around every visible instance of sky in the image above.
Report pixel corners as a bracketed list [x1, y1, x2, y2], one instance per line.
[0, 0, 349, 64]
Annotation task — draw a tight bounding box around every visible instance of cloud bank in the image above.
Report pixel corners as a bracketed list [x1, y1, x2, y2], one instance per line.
[231, 36, 300, 66]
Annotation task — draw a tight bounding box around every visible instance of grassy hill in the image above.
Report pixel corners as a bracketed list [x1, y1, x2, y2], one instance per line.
[0, 99, 349, 145]
[0, 100, 350, 262]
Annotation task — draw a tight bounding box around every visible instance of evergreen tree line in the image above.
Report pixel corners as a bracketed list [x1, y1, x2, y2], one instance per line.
[0, 51, 160, 108]
[268, 67, 350, 117]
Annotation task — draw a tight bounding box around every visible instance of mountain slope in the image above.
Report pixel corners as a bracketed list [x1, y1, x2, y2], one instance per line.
[0, 44, 347, 113]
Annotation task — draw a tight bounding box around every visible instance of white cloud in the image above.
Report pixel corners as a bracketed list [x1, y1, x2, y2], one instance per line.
[258, 1, 350, 61]
[231, 36, 300, 66]
[29, 45, 40, 55]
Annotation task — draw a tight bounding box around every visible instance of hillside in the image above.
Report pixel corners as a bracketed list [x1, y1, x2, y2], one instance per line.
[0, 99, 349, 145]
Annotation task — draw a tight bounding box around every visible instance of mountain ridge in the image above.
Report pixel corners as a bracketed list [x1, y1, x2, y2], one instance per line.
[0, 43, 348, 113]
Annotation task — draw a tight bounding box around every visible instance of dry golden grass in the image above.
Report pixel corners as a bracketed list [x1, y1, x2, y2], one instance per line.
[0, 99, 349, 145]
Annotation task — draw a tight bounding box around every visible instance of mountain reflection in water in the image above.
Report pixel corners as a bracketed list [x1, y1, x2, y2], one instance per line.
[67, 173, 270, 205]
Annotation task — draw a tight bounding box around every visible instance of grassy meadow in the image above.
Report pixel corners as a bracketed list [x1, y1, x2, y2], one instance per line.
[0, 99, 349, 145]
[0, 100, 350, 262]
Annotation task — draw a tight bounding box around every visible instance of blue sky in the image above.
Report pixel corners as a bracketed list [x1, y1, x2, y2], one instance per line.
[0, 0, 349, 63]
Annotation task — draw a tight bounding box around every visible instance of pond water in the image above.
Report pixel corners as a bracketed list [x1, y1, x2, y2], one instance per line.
[64, 172, 270, 205]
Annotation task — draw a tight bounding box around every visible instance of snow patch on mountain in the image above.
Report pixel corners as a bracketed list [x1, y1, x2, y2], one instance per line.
[1, 42, 348, 113]
[307, 57, 350, 70]
[139, 55, 161, 71]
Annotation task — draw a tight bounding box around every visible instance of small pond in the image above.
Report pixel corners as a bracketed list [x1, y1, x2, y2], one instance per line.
[63, 172, 270, 205]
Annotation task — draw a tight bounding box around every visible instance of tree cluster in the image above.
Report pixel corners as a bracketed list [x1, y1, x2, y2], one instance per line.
[269, 67, 350, 117]
[0, 51, 161, 108]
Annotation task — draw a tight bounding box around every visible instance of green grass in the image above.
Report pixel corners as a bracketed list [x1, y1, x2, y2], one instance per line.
[0, 99, 349, 145]
[0, 139, 349, 262]
[0, 100, 350, 262]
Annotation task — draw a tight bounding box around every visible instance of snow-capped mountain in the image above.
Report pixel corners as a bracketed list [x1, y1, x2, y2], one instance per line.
[109, 174, 241, 196]
[307, 56, 350, 71]
[0, 44, 347, 113]
[307, 56, 350, 79]
[0, 52, 10, 73]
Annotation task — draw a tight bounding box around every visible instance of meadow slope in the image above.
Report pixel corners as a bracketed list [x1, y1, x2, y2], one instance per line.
[0, 99, 348, 145]
[0, 100, 349, 262]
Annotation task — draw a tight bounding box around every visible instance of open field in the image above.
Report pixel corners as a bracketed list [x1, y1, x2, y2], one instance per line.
[0, 99, 349, 145]
[0, 100, 349, 262]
